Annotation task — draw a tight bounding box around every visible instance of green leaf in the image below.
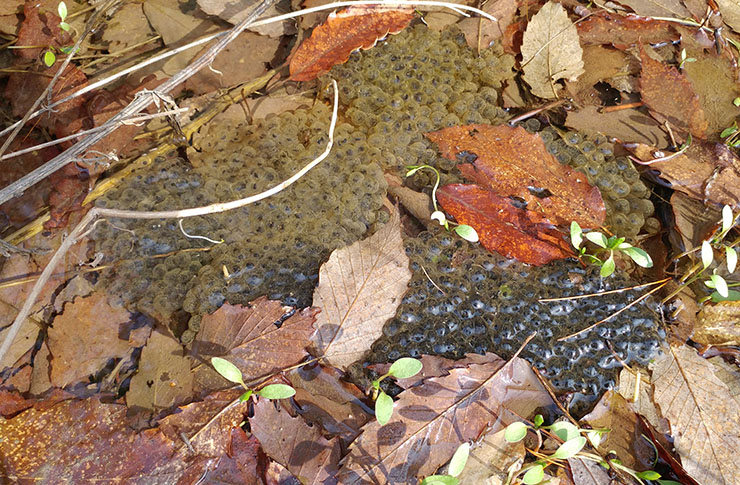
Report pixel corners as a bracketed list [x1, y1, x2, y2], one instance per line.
[211, 357, 244, 384]
[59, 21, 70, 32]
[257, 384, 295, 400]
[420, 475, 458, 485]
[735, 98, 740, 108]
[388, 357, 423, 379]
[550, 421, 580, 442]
[405, 165, 423, 176]
[43, 50, 56, 67]
[622, 247, 653, 268]
[657, 480, 683, 485]
[600, 253, 615, 278]
[586, 430, 602, 448]
[702, 240, 713, 269]
[372, 378, 381, 390]
[551, 436, 587, 459]
[721, 122, 738, 138]
[722, 205, 734, 234]
[710, 289, 740, 302]
[585, 232, 608, 248]
[59, 46, 74, 54]
[533, 414, 544, 428]
[58, 1, 67, 20]
[636, 470, 662, 480]
[454, 224, 479, 243]
[522, 464, 545, 484]
[239, 389, 253, 402]
[375, 390, 394, 425]
[570, 222, 583, 250]
[710, 274, 729, 298]
[448, 442, 470, 477]
[727, 246, 737, 273]
[504, 421, 528, 442]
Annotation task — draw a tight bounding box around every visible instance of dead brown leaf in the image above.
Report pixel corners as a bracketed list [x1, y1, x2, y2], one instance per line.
[618, 0, 691, 18]
[251, 399, 341, 483]
[289, 5, 414, 81]
[456, 427, 525, 484]
[198, 0, 295, 37]
[458, 0, 517, 48]
[651, 344, 740, 484]
[338, 355, 554, 484]
[127, 329, 193, 413]
[695, 301, 740, 346]
[566, 45, 636, 107]
[577, 12, 678, 49]
[204, 428, 269, 483]
[311, 208, 411, 370]
[617, 368, 671, 436]
[625, 140, 740, 208]
[47, 293, 133, 388]
[569, 457, 612, 484]
[565, 106, 670, 147]
[427, 124, 605, 228]
[640, 45, 708, 139]
[101, 3, 154, 51]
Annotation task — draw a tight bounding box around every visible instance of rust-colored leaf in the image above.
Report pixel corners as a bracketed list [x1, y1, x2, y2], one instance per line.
[338, 354, 554, 484]
[437, 184, 573, 265]
[427, 124, 605, 228]
[577, 12, 678, 49]
[289, 6, 414, 81]
[624, 140, 740, 208]
[191, 297, 318, 393]
[205, 428, 269, 484]
[251, 399, 341, 483]
[639, 45, 708, 139]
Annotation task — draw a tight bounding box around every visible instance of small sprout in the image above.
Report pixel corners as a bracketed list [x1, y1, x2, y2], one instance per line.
[549, 421, 580, 442]
[570, 221, 583, 250]
[453, 224, 478, 242]
[701, 240, 713, 269]
[532, 414, 544, 428]
[585, 231, 608, 248]
[734, 98, 740, 107]
[621, 246, 653, 268]
[388, 357, 423, 379]
[375, 390, 394, 425]
[372, 357, 422, 425]
[504, 421, 528, 442]
[706, 273, 729, 298]
[678, 48, 696, 69]
[551, 436, 587, 460]
[721, 121, 738, 138]
[447, 442, 470, 477]
[522, 464, 545, 484]
[722, 204, 734, 234]
[586, 430, 602, 448]
[43, 50, 56, 67]
[600, 252, 615, 278]
[239, 389, 253, 402]
[257, 383, 295, 400]
[727, 246, 737, 273]
[211, 357, 245, 385]
[58, 1, 67, 20]
[431, 210, 446, 226]
[420, 475, 458, 485]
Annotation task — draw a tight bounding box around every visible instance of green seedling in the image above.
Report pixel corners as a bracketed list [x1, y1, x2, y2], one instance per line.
[405, 165, 479, 243]
[721, 121, 740, 148]
[371, 357, 422, 425]
[42, 2, 73, 67]
[503, 416, 665, 485]
[210, 357, 295, 401]
[678, 48, 696, 69]
[570, 222, 653, 277]
[420, 442, 470, 485]
[695, 205, 738, 299]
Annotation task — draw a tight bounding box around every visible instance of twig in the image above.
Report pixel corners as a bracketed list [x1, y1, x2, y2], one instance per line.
[537, 278, 670, 302]
[0, 79, 339, 365]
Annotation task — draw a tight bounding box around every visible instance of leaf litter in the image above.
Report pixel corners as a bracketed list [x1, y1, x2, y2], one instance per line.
[3, 0, 740, 483]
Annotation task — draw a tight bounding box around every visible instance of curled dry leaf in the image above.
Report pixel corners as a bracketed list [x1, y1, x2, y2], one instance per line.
[651, 344, 740, 484]
[695, 301, 740, 346]
[520, 1, 584, 99]
[311, 208, 411, 369]
[625, 140, 740, 209]
[290, 5, 414, 81]
[639, 45, 708, 139]
[250, 399, 341, 483]
[338, 355, 554, 484]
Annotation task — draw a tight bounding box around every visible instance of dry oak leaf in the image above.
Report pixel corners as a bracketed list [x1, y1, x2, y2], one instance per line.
[289, 5, 414, 81]
[437, 184, 573, 265]
[48, 293, 133, 388]
[640, 45, 708, 139]
[337, 354, 554, 484]
[191, 297, 318, 393]
[427, 124, 605, 228]
[695, 301, 740, 347]
[250, 398, 341, 484]
[618, 0, 691, 18]
[625, 140, 740, 209]
[651, 344, 740, 485]
[520, 1, 584, 99]
[311, 208, 411, 369]
[577, 12, 678, 49]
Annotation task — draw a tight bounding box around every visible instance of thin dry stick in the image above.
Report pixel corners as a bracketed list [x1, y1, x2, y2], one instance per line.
[556, 280, 669, 342]
[537, 277, 670, 302]
[0, 0, 498, 207]
[0, 80, 338, 365]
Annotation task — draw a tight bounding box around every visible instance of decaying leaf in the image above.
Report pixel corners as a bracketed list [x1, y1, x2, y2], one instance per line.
[625, 140, 740, 208]
[617, 368, 671, 436]
[456, 427, 525, 484]
[427, 124, 605, 228]
[717, 0, 740, 33]
[577, 12, 678, 49]
[639, 45, 708, 139]
[565, 106, 670, 147]
[338, 355, 554, 483]
[569, 457, 612, 484]
[202, 428, 268, 483]
[651, 344, 740, 484]
[520, 1, 584, 98]
[250, 399, 341, 483]
[127, 330, 193, 412]
[197, 0, 295, 37]
[618, 0, 691, 19]
[47, 293, 133, 388]
[289, 5, 414, 81]
[191, 299, 317, 394]
[695, 301, 740, 346]
[311, 208, 411, 369]
[458, 0, 518, 48]
[437, 184, 573, 265]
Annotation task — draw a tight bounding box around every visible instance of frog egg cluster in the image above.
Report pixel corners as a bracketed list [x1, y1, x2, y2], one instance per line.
[93, 104, 387, 342]
[328, 24, 514, 187]
[367, 232, 664, 394]
[520, 119, 657, 236]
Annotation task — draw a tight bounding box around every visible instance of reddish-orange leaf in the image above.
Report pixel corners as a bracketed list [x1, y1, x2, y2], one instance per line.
[289, 6, 414, 81]
[427, 124, 605, 228]
[577, 12, 678, 49]
[640, 45, 708, 139]
[438, 184, 573, 265]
